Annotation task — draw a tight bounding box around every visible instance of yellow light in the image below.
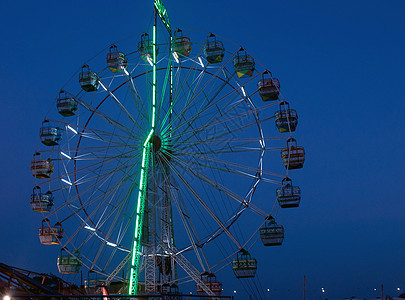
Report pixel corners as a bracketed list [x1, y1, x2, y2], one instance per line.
[146, 55, 153, 66]
[172, 52, 179, 63]
[4, 296, 11, 300]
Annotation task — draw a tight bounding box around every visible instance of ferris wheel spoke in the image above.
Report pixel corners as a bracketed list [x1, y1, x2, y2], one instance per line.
[56, 160, 138, 228]
[61, 170, 138, 261]
[162, 62, 204, 132]
[42, 120, 136, 151]
[170, 155, 268, 219]
[173, 113, 277, 156]
[169, 162, 243, 250]
[62, 145, 139, 160]
[177, 136, 284, 148]
[63, 150, 140, 185]
[168, 74, 236, 138]
[125, 70, 150, 128]
[47, 156, 141, 221]
[168, 80, 244, 145]
[155, 163, 208, 272]
[98, 79, 148, 134]
[162, 53, 239, 137]
[172, 148, 284, 183]
[156, 61, 173, 128]
[168, 171, 225, 273]
[75, 97, 137, 137]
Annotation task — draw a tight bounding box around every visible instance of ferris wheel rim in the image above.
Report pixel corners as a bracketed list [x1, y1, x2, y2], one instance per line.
[71, 62, 267, 251]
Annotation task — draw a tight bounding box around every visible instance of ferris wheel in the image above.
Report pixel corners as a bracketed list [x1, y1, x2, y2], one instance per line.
[30, 1, 305, 297]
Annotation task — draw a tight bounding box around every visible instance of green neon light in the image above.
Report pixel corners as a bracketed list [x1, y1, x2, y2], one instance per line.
[129, 143, 149, 294]
[154, 0, 171, 31]
[128, 15, 158, 296]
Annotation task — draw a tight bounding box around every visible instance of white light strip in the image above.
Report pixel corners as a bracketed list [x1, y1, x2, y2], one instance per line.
[99, 81, 108, 91]
[61, 178, 72, 186]
[198, 56, 204, 68]
[67, 125, 77, 135]
[146, 55, 153, 66]
[241, 86, 246, 97]
[84, 225, 96, 232]
[106, 241, 117, 247]
[60, 152, 71, 160]
[172, 52, 179, 63]
[124, 68, 130, 76]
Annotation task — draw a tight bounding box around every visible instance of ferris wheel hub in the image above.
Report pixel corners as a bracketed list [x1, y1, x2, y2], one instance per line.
[152, 135, 162, 152]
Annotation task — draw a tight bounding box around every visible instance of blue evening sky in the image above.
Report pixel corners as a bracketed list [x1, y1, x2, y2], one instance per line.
[0, 1, 404, 299]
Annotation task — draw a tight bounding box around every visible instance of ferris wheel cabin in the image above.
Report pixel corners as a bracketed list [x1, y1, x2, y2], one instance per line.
[281, 138, 305, 170]
[204, 34, 225, 64]
[260, 216, 284, 246]
[79, 64, 99, 92]
[172, 29, 192, 58]
[40, 120, 62, 146]
[277, 177, 301, 208]
[138, 32, 159, 62]
[232, 250, 257, 278]
[39, 219, 63, 245]
[30, 186, 54, 213]
[57, 90, 78, 117]
[274, 100, 298, 133]
[57, 249, 82, 274]
[197, 272, 222, 296]
[233, 48, 255, 78]
[31, 152, 54, 179]
[106, 45, 127, 73]
[84, 271, 105, 294]
[258, 71, 280, 101]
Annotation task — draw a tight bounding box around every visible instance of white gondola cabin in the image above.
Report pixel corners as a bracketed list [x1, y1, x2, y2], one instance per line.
[30, 186, 54, 212]
[277, 177, 301, 208]
[232, 250, 257, 278]
[39, 219, 63, 245]
[57, 90, 78, 117]
[57, 249, 82, 274]
[79, 64, 99, 92]
[40, 120, 62, 146]
[281, 138, 305, 170]
[233, 48, 255, 78]
[257, 71, 280, 101]
[197, 272, 222, 296]
[106, 44, 127, 73]
[260, 216, 284, 246]
[274, 100, 298, 133]
[204, 34, 225, 64]
[172, 29, 191, 58]
[31, 152, 54, 179]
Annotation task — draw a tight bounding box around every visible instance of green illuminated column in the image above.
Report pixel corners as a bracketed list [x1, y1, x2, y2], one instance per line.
[128, 9, 158, 296]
